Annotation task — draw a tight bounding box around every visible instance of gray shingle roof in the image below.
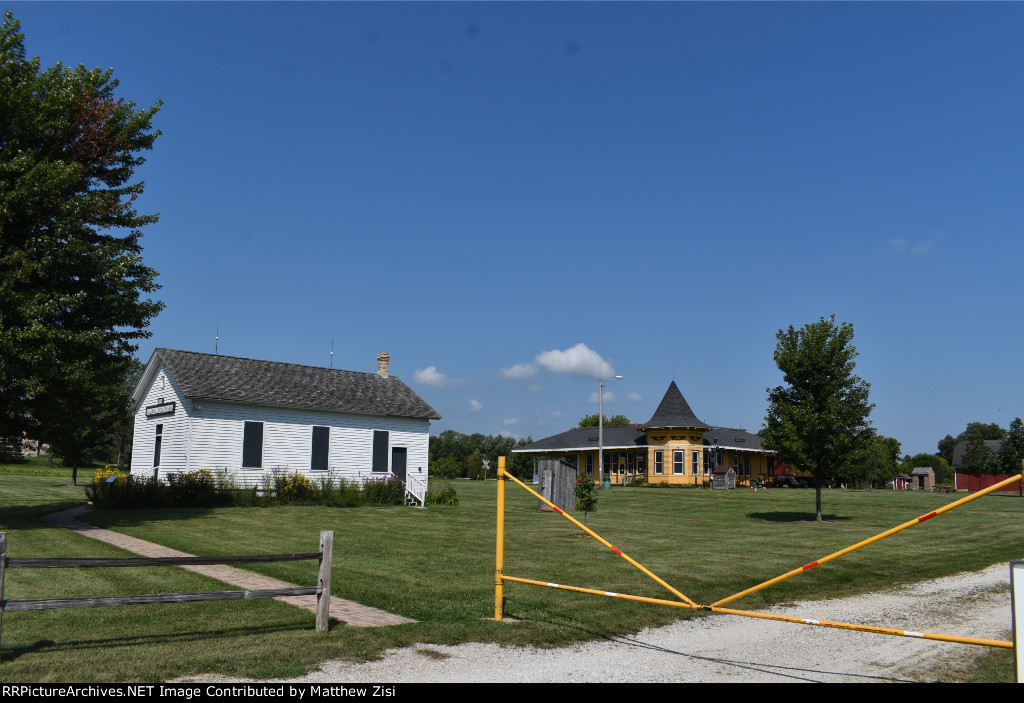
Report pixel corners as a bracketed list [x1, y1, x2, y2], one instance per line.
[514, 424, 765, 453]
[703, 427, 766, 451]
[515, 426, 647, 453]
[951, 439, 1003, 468]
[152, 348, 441, 420]
[641, 381, 710, 430]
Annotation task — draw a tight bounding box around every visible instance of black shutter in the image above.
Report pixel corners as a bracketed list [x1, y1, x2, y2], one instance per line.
[372, 430, 389, 472]
[153, 424, 163, 467]
[311, 426, 329, 471]
[243, 421, 263, 468]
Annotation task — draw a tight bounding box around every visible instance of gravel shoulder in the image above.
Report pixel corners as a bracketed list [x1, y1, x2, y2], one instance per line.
[186, 563, 1015, 683]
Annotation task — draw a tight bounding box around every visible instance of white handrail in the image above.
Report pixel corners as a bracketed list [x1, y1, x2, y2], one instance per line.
[405, 471, 427, 507]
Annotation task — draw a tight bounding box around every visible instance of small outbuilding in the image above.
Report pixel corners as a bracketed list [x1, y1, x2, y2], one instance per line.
[892, 473, 913, 490]
[711, 466, 736, 490]
[910, 467, 935, 491]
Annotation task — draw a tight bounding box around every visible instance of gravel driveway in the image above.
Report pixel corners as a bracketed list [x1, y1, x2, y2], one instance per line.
[188, 563, 1016, 683]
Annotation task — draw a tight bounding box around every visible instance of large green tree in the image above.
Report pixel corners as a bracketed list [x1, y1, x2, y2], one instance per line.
[846, 430, 901, 489]
[578, 413, 631, 428]
[997, 417, 1024, 496]
[0, 12, 163, 481]
[997, 417, 1024, 473]
[762, 316, 874, 520]
[898, 453, 952, 486]
[937, 422, 1006, 464]
[429, 429, 534, 479]
[960, 434, 999, 477]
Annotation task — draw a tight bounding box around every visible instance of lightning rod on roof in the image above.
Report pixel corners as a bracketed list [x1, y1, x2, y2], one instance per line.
[215, 323, 219, 355]
[330, 340, 334, 369]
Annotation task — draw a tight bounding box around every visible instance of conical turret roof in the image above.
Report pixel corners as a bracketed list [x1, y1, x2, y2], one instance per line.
[641, 381, 709, 430]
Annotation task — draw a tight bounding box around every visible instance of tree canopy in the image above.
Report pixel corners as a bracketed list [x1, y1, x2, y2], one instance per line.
[898, 453, 952, 485]
[0, 12, 163, 478]
[578, 413, 631, 428]
[846, 430, 901, 489]
[960, 435, 999, 477]
[937, 422, 1006, 464]
[428, 429, 534, 479]
[997, 418, 1024, 476]
[762, 316, 874, 520]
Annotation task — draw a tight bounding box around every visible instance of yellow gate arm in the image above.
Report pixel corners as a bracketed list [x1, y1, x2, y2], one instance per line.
[712, 473, 1024, 608]
[500, 468, 697, 606]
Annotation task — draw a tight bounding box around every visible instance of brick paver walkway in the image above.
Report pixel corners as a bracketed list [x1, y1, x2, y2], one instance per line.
[42, 505, 416, 627]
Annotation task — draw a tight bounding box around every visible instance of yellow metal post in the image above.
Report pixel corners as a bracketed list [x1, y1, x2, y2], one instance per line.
[495, 456, 505, 620]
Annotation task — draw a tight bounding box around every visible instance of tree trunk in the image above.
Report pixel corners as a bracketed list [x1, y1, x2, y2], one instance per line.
[815, 484, 823, 521]
[72, 464, 78, 486]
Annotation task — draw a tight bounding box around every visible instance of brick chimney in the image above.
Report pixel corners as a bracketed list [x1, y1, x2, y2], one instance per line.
[376, 352, 390, 378]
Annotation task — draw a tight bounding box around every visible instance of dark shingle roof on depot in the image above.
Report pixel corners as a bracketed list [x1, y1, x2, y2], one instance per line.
[515, 426, 647, 453]
[152, 348, 441, 420]
[703, 427, 765, 451]
[514, 424, 765, 453]
[641, 381, 710, 430]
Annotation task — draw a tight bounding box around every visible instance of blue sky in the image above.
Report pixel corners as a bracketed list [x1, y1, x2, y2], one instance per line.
[10, 2, 1023, 456]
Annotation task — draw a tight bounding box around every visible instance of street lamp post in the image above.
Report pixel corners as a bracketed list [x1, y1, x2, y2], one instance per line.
[598, 375, 623, 490]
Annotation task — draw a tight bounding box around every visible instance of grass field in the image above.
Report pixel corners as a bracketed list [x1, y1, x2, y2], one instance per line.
[0, 455, 106, 478]
[1, 476, 1021, 682]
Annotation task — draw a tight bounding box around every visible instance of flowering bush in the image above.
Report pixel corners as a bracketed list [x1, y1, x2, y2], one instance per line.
[274, 471, 316, 504]
[425, 480, 459, 506]
[363, 475, 405, 505]
[85, 467, 457, 510]
[168, 468, 219, 507]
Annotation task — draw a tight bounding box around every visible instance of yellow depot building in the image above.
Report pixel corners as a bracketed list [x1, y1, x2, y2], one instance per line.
[513, 381, 772, 487]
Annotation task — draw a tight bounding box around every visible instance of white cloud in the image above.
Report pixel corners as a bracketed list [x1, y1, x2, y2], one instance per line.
[503, 417, 520, 426]
[589, 391, 617, 403]
[534, 343, 614, 379]
[498, 362, 537, 380]
[627, 392, 643, 402]
[536, 419, 545, 426]
[499, 430, 520, 439]
[467, 399, 483, 412]
[527, 383, 544, 392]
[413, 366, 468, 388]
[550, 410, 563, 417]
[889, 238, 934, 257]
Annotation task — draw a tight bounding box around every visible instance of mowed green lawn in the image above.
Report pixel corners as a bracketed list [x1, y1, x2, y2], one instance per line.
[1, 475, 1021, 682]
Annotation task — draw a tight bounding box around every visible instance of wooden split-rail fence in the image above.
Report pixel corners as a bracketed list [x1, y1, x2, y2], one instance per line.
[0, 530, 333, 660]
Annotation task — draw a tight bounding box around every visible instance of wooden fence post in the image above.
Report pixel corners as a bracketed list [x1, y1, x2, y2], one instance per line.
[1, 532, 6, 661]
[316, 530, 333, 632]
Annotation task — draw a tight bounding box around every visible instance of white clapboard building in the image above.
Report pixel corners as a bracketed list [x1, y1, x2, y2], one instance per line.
[130, 349, 440, 505]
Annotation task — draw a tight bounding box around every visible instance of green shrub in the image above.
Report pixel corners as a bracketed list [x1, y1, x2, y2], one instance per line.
[575, 476, 598, 523]
[315, 473, 364, 507]
[273, 471, 317, 504]
[167, 468, 221, 507]
[432, 457, 463, 479]
[426, 480, 459, 506]
[629, 476, 649, 487]
[86, 467, 424, 510]
[363, 475, 405, 505]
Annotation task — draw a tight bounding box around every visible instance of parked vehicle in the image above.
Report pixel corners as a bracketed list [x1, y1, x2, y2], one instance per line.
[768, 475, 808, 488]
